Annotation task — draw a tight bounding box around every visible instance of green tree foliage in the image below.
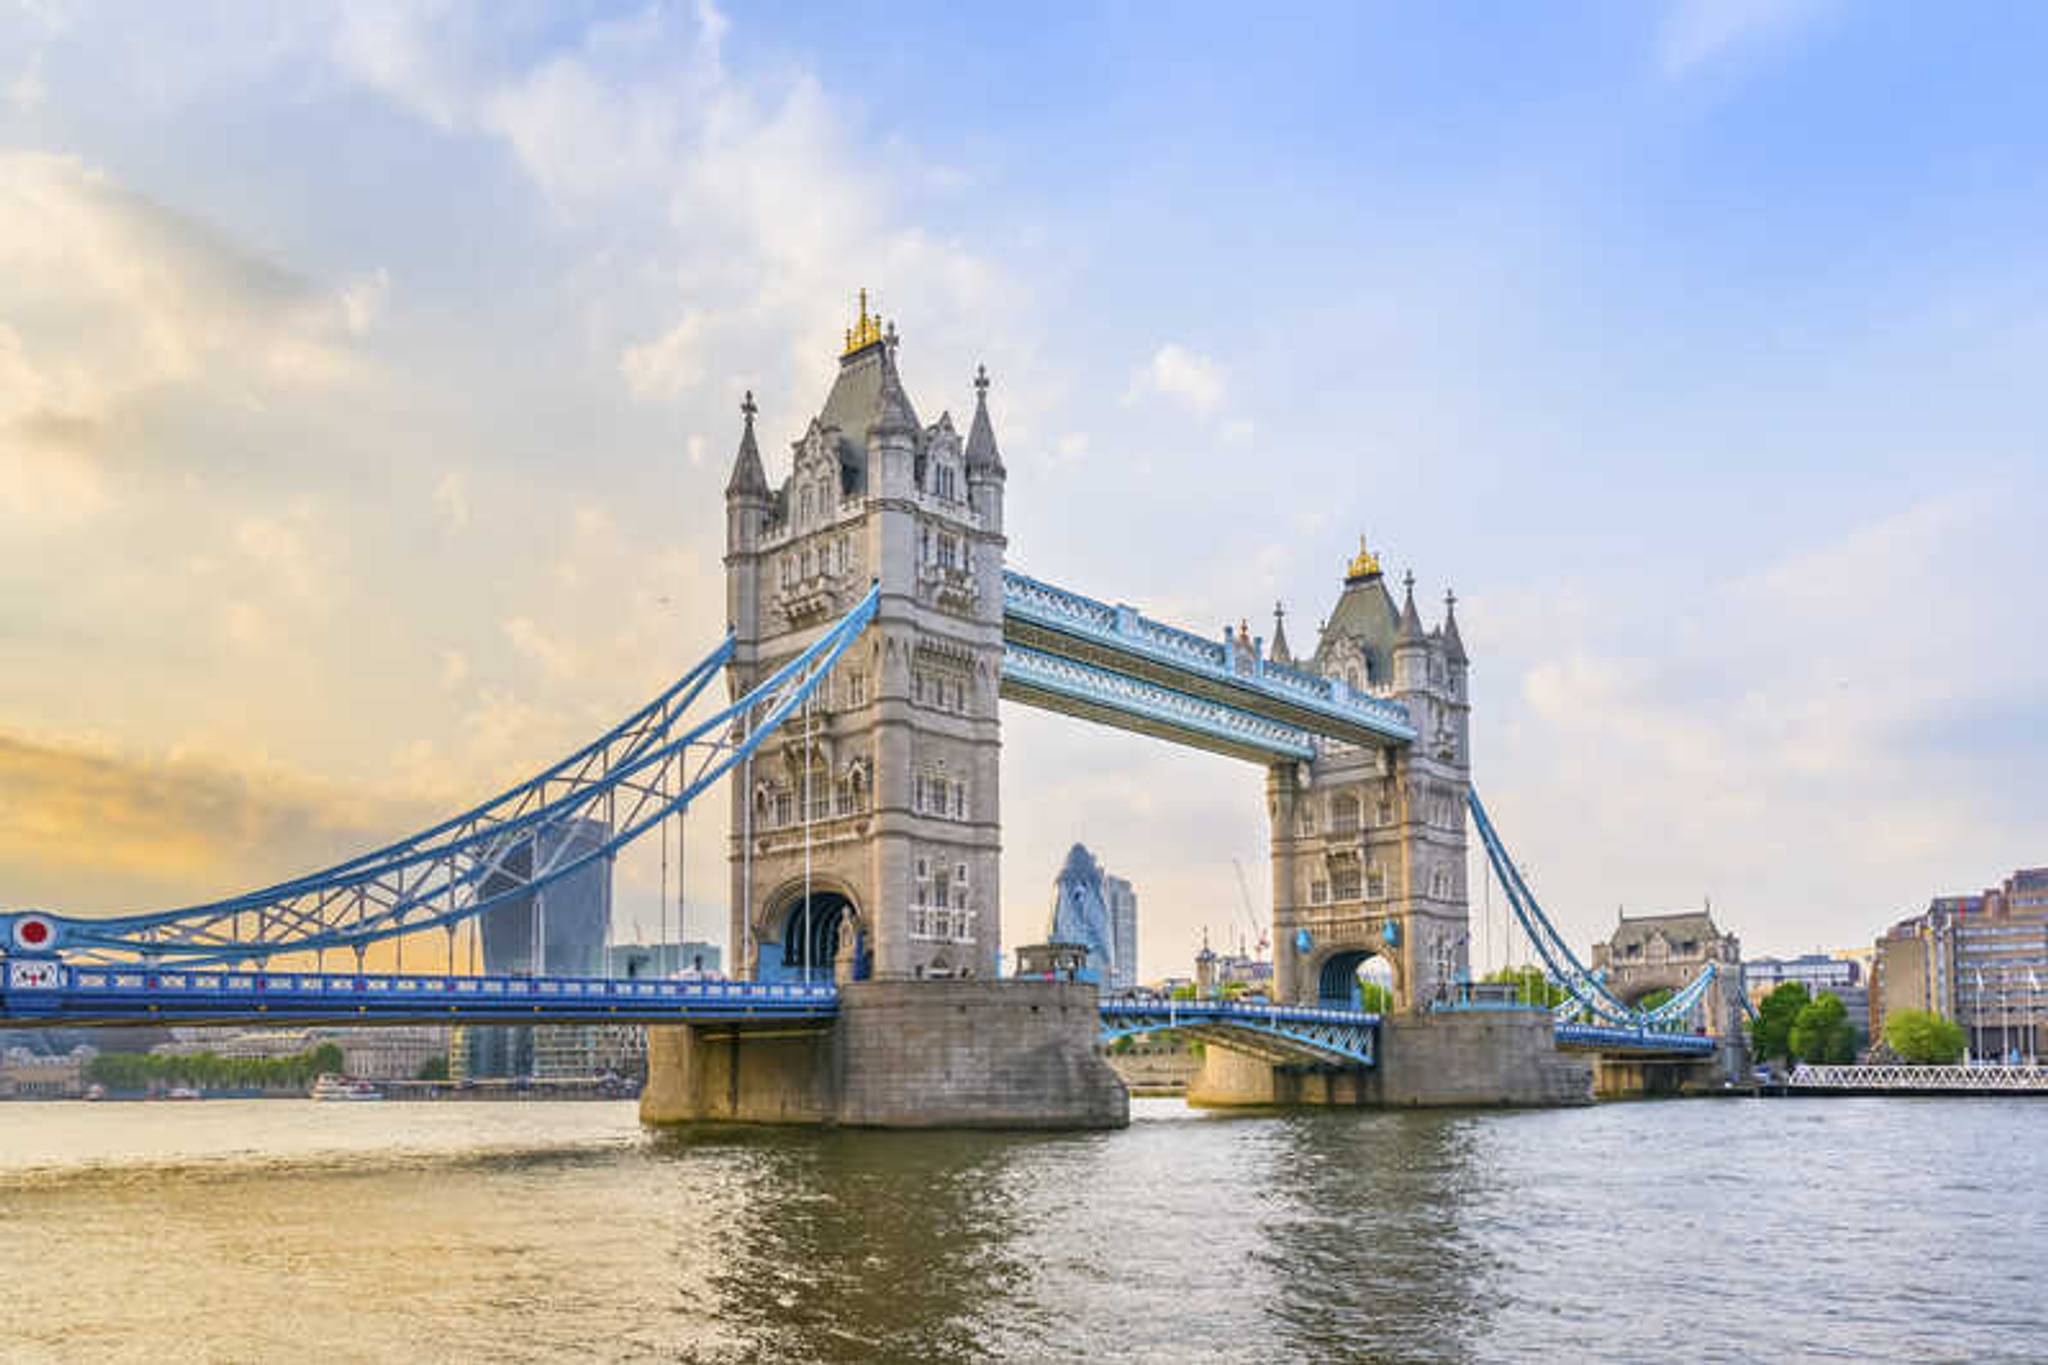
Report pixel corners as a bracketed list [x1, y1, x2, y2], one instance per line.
[1635, 987, 1676, 1013]
[1169, 983, 1199, 1002]
[415, 1054, 451, 1081]
[1883, 1009, 1967, 1064]
[1356, 981, 1393, 1013]
[1788, 992, 1862, 1063]
[1483, 964, 1567, 1008]
[1747, 982, 1811, 1062]
[85, 1041, 351, 1093]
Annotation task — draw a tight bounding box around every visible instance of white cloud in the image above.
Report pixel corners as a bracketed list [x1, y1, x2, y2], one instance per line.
[503, 615, 581, 681]
[7, 50, 45, 110]
[1658, 0, 1825, 79]
[1127, 342, 1228, 414]
[432, 470, 470, 532]
[621, 312, 709, 401]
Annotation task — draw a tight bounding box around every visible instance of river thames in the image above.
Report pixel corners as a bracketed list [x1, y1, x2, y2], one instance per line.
[1, 1096, 2041, 1363]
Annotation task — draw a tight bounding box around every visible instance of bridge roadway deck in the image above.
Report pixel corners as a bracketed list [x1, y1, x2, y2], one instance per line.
[1, 966, 1720, 1063]
[0, 964, 840, 1028]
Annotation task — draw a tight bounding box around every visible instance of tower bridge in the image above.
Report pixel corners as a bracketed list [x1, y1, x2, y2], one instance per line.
[0, 299, 1739, 1123]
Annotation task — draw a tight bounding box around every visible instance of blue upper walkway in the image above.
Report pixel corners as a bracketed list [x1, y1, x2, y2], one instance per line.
[1001, 570, 1416, 762]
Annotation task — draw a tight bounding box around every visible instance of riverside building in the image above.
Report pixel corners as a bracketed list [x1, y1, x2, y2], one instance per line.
[1873, 867, 2048, 1061]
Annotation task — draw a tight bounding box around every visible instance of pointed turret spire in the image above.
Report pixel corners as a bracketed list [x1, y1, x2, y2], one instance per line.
[1441, 588, 1467, 664]
[1270, 601, 1293, 664]
[872, 332, 919, 437]
[964, 362, 1005, 477]
[1396, 570, 1426, 644]
[724, 389, 768, 499]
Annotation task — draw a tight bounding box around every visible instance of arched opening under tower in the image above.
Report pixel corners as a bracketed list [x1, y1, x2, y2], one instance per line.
[769, 891, 864, 984]
[1318, 948, 1396, 1013]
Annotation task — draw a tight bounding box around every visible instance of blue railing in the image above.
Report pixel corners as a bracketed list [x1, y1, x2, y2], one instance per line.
[1002, 570, 1415, 743]
[1, 965, 840, 1026]
[1098, 996, 1380, 1066]
[1553, 1022, 1717, 1055]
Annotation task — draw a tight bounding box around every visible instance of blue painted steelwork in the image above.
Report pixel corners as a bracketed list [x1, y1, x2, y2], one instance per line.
[1553, 1022, 1717, 1056]
[1099, 996, 1379, 1067]
[1468, 790, 1721, 1031]
[1002, 570, 1415, 746]
[1002, 643, 1317, 760]
[0, 963, 838, 1027]
[0, 586, 881, 969]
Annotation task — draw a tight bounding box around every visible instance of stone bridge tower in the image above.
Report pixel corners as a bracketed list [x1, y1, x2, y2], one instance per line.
[1591, 910, 1746, 1040]
[1269, 544, 1472, 1013]
[723, 297, 1007, 983]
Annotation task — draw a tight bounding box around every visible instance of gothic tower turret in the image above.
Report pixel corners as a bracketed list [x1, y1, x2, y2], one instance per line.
[723, 295, 1007, 984]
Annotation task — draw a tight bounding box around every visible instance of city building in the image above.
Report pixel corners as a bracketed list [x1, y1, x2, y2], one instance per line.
[479, 816, 613, 976]
[1046, 844, 1123, 986]
[1589, 910, 1747, 1043]
[1193, 933, 1275, 998]
[1873, 867, 2048, 1061]
[1745, 953, 1869, 1030]
[1105, 874, 1138, 994]
[1, 1045, 94, 1099]
[531, 1024, 646, 1081]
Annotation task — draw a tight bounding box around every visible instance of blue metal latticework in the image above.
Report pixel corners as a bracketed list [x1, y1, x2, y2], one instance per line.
[1099, 996, 1379, 1067]
[1001, 570, 1416, 749]
[0, 586, 880, 972]
[2, 965, 839, 1028]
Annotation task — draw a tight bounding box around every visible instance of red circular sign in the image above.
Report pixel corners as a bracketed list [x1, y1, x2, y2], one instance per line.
[16, 917, 52, 948]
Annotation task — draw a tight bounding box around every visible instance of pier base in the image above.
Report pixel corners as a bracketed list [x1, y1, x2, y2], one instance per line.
[1188, 1010, 1592, 1109]
[640, 978, 1129, 1130]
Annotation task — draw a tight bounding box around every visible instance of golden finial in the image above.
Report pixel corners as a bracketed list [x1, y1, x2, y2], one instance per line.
[1346, 536, 1382, 581]
[842, 287, 884, 355]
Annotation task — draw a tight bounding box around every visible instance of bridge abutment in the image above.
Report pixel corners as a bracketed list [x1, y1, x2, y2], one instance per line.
[641, 979, 1129, 1130]
[1188, 1011, 1591, 1110]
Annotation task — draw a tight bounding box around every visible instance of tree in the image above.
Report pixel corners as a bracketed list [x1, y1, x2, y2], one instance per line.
[1484, 964, 1567, 1008]
[1356, 981, 1393, 1014]
[1748, 982, 1811, 1062]
[1635, 987, 1675, 1012]
[1883, 1009, 1967, 1065]
[1788, 992, 1861, 1064]
[415, 1055, 451, 1081]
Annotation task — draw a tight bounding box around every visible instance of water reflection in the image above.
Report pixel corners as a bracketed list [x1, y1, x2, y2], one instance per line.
[1252, 1113, 1490, 1362]
[651, 1126, 1042, 1362]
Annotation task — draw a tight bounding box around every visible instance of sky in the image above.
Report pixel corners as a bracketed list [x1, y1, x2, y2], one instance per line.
[3, 0, 2046, 979]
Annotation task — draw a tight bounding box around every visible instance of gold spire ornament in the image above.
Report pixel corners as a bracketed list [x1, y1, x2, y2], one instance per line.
[842, 288, 884, 355]
[1346, 536, 1382, 580]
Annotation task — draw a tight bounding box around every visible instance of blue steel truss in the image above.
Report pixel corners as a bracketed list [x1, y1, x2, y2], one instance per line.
[1468, 790, 1721, 1032]
[1001, 644, 1317, 761]
[1553, 1022, 1717, 1057]
[1002, 570, 1415, 747]
[0, 964, 838, 1028]
[0, 586, 880, 968]
[1099, 996, 1378, 1066]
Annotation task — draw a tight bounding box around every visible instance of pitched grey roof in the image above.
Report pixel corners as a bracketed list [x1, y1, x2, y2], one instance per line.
[1312, 571, 1399, 685]
[1604, 911, 1722, 952]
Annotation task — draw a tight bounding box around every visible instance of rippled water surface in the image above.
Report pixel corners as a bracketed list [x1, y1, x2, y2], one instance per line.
[2, 1096, 2043, 1362]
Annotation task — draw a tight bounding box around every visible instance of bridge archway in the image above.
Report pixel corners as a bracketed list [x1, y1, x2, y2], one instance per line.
[762, 880, 866, 984]
[1314, 946, 1402, 1012]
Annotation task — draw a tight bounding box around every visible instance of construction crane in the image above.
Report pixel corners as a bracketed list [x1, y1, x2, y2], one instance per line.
[1230, 859, 1269, 958]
